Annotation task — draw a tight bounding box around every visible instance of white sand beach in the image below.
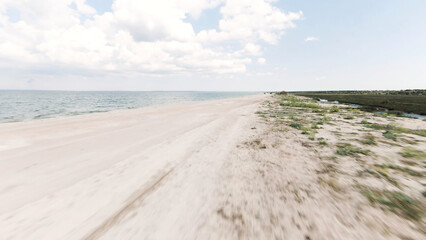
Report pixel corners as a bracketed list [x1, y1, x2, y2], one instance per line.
[1, 94, 425, 240]
[0, 94, 266, 239]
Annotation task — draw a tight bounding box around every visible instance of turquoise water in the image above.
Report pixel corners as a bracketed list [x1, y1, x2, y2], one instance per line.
[0, 91, 258, 123]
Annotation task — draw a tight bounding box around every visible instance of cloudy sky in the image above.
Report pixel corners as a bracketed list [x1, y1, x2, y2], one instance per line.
[0, 0, 425, 91]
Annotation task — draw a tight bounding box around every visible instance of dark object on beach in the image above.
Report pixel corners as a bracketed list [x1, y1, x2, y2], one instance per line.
[278, 91, 288, 95]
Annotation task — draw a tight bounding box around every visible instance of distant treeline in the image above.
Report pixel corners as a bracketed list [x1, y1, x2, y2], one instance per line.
[290, 89, 425, 96]
[291, 90, 426, 115]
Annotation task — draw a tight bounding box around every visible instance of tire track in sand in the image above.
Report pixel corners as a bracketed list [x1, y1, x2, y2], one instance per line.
[84, 166, 176, 240]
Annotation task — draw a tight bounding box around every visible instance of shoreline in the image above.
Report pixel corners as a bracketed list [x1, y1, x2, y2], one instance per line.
[0, 91, 260, 124]
[0, 93, 262, 125]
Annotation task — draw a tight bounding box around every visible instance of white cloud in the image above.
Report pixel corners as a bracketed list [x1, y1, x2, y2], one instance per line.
[304, 36, 319, 42]
[257, 58, 266, 64]
[112, 0, 196, 42]
[255, 71, 272, 76]
[197, 0, 302, 44]
[315, 76, 327, 81]
[0, 0, 302, 77]
[177, 0, 224, 19]
[233, 43, 262, 57]
[274, 66, 287, 71]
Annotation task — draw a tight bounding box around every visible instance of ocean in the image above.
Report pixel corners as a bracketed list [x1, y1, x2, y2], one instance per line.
[0, 90, 258, 123]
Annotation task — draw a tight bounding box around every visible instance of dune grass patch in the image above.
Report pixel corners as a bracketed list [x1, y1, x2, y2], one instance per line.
[278, 95, 322, 110]
[361, 166, 399, 187]
[359, 134, 377, 145]
[316, 116, 332, 125]
[361, 189, 424, 221]
[280, 101, 322, 109]
[374, 164, 423, 177]
[383, 131, 397, 141]
[336, 143, 370, 156]
[329, 106, 340, 113]
[289, 122, 302, 129]
[399, 147, 426, 160]
[311, 122, 319, 129]
[400, 138, 418, 145]
[363, 123, 426, 138]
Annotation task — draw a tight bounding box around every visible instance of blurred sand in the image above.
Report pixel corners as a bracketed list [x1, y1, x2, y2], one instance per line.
[0, 94, 425, 240]
[0, 94, 265, 239]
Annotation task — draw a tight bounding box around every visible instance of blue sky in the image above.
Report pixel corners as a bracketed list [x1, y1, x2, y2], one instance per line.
[270, 0, 426, 90]
[0, 0, 425, 91]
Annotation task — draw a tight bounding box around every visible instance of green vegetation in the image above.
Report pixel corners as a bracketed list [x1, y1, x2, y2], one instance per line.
[383, 131, 397, 141]
[268, 93, 426, 224]
[296, 89, 426, 95]
[289, 122, 301, 129]
[280, 101, 321, 109]
[316, 116, 332, 125]
[359, 134, 377, 145]
[317, 137, 328, 146]
[293, 91, 426, 115]
[363, 123, 426, 138]
[361, 189, 424, 221]
[278, 95, 322, 110]
[329, 106, 339, 113]
[373, 112, 386, 118]
[371, 167, 399, 187]
[312, 108, 327, 114]
[400, 137, 418, 145]
[399, 147, 426, 159]
[374, 164, 423, 177]
[336, 143, 370, 156]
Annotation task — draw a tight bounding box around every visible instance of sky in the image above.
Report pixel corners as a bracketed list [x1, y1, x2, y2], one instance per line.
[0, 0, 425, 91]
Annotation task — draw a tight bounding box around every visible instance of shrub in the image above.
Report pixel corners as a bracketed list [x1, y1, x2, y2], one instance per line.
[383, 131, 397, 141]
[289, 123, 302, 129]
[330, 106, 340, 113]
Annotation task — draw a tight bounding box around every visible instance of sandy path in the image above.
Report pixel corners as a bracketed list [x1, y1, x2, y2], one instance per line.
[0, 94, 265, 239]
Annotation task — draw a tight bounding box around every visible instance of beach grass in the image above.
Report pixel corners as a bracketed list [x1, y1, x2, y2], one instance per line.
[361, 189, 424, 221]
